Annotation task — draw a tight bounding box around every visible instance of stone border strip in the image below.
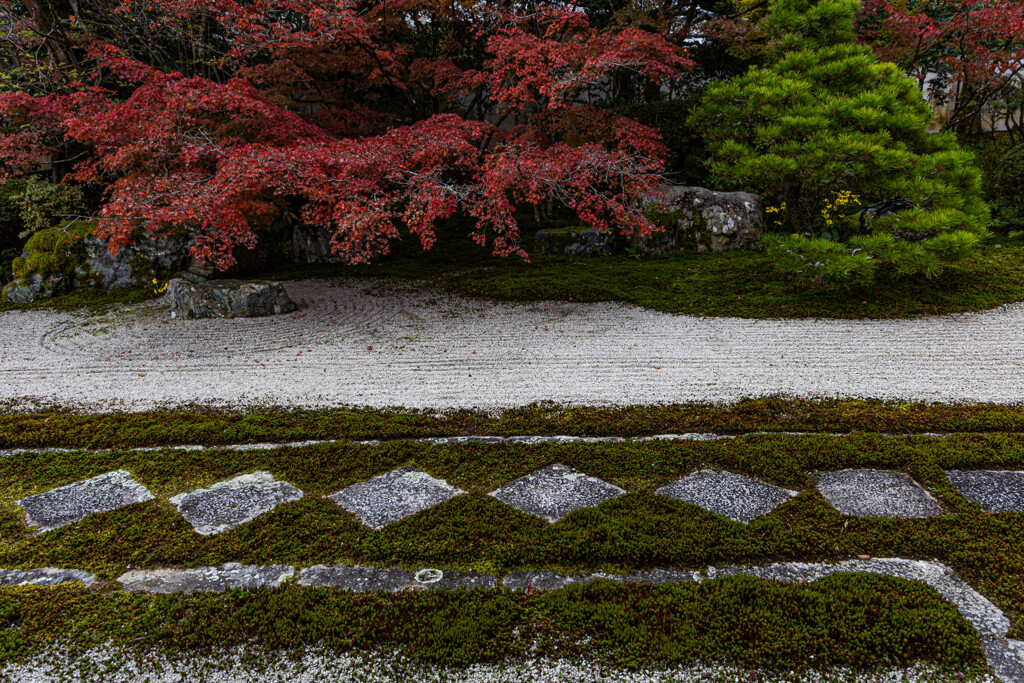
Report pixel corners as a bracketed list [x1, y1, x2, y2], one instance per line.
[0, 431, 961, 458]
[3, 559, 1020, 679]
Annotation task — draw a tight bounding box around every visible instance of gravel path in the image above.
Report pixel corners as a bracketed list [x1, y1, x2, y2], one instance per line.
[1, 278, 1022, 411]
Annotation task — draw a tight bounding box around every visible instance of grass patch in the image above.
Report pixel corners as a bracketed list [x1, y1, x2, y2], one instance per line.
[0, 575, 985, 674]
[0, 285, 159, 314]
[4, 398, 1024, 449]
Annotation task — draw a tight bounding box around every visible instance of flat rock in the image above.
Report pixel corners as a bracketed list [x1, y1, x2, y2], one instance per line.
[813, 469, 942, 518]
[655, 469, 797, 523]
[297, 565, 495, 591]
[118, 563, 294, 593]
[16, 470, 155, 531]
[0, 568, 96, 587]
[503, 569, 696, 591]
[169, 471, 303, 535]
[984, 639, 1024, 683]
[946, 470, 1024, 513]
[298, 565, 415, 591]
[329, 467, 465, 530]
[710, 558, 1009, 638]
[164, 279, 297, 319]
[489, 463, 625, 523]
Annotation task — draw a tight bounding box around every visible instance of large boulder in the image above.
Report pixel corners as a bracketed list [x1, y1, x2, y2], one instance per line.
[79, 235, 193, 290]
[1, 273, 64, 304]
[532, 186, 763, 257]
[654, 185, 763, 252]
[165, 279, 297, 319]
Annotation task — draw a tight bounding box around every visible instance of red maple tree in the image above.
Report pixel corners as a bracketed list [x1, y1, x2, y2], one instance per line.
[0, 1, 691, 269]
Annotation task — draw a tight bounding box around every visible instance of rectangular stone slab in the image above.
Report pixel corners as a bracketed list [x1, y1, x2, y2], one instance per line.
[118, 563, 294, 593]
[16, 470, 155, 531]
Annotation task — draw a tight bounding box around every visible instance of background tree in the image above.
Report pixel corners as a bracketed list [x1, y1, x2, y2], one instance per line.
[0, 1, 691, 270]
[691, 0, 990, 284]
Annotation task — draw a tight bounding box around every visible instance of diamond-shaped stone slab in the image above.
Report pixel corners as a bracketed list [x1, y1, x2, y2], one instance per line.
[16, 470, 155, 531]
[813, 469, 942, 518]
[329, 467, 465, 530]
[489, 463, 625, 523]
[655, 469, 797, 523]
[946, 470, 1024, 513]
[169, 471, 303, 535]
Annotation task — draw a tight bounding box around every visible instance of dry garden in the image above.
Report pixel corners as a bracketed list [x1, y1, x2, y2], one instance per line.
[1, 0, 1024, 680]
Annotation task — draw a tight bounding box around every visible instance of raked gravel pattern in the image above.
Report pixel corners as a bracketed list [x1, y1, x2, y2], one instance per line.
[1, 647, 999, 683]
[1, 279, 1023, 411]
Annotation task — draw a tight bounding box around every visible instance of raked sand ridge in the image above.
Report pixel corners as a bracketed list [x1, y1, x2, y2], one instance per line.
[0, 278, 1022, 411]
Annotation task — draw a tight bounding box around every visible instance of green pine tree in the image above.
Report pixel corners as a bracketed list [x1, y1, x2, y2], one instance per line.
[690, 0, 990, 285]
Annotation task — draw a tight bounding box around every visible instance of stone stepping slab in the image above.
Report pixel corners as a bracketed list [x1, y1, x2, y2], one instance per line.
[329, 467, 465, 530]
[813, 469, 943, 518]
[503, 568, 698, 592]
[0, 568, 96, 587]
[946, 470, 1024, 513]
[299, 565, 496, 591]
[712, 558, 1009, 638]
[15, 470, 155, 531]
[655, 469, 797, 523]
[118, 563, 295, 593]
[489, 463, 625, 523]
[169, 471, 303, 535]
[16, 557, 1007, 639]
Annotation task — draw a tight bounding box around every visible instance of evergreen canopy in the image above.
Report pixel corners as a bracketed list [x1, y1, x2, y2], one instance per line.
[691, 0, 991, 284]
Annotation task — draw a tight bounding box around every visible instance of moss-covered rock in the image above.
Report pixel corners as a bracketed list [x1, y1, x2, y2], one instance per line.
[3, 222, 96, 302]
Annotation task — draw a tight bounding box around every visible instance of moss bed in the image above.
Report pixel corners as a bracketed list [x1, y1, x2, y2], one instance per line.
[3, 237, 1024, 320]
[3, 404, 1023, 676]
[0, 575, 985, 674]
[3, 398, 1024, 449]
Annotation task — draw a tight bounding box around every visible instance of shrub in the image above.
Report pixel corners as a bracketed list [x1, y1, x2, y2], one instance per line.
[10, 221, 97, 291]
[691, 0, 991, 284]
[12, 177, 86, 239]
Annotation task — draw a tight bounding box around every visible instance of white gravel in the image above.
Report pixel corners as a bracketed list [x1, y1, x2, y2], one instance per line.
[1, 278, 1022, 411]
[0, 647, 997, 683]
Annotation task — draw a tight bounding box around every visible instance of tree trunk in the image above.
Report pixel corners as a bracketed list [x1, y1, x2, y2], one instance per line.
[22, 0, 77, 68]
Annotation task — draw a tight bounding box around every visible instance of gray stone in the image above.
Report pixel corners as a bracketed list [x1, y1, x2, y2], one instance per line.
[946, 470, 1024, 513]
[814, 469, 943, 518]
[653, 185, 763, 252]
[421, 436, 505, 445]
[710, 558, 1010, 638]
[1, 273, 64, 304]
[292, 224, 347, 264]
[329, 467, 465, 530]
[505, 436, 626, 445]
[164, 278, 297, 319]
[16, 470, 155, 531]
[489, 463, 625, 523]
[297, 565, 495, 591]
[411, 568, 497, 591]
[118, 563, 294, 593]
[80, 235, 192, 290]
[533, 229, 615, 257]
[985, 639, 1024, 683]
[502, 568, 696, 591]
[502, 571, 590, 591]
[0, 568, 96, 587]
[169, 471, 304, 535]
[655, 469, 797, 524]
[298, 565, 415, 591]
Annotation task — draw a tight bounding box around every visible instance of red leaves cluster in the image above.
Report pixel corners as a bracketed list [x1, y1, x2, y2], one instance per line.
[858, 0, 1024, 131]
[0, 4, 688, 268]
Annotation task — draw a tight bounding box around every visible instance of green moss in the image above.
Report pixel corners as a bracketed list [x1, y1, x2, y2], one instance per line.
[4, 398, 1024, 450]
[0, 575, 985, 673]
[9, 221, 97, 287]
